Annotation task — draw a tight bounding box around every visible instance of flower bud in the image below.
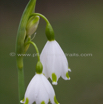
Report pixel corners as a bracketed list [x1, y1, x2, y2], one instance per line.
[26, 16, 40, 36]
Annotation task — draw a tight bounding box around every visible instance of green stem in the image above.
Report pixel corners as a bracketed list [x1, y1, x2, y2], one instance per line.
[25, 41, 40, 61]
[16, 0, 37, 103]
[30, 13, 49, 24]
[18, 66, 25, 104]
[30, 13, 55, 41]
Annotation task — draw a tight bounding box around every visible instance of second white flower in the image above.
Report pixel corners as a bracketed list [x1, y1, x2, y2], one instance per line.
[40, 40, 71, 85]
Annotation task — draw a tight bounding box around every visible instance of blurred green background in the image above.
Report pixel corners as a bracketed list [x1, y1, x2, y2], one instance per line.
[0, 0, 103, 104]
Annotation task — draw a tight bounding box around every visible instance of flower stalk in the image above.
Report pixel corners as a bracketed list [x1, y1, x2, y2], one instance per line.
[25, 41, 40, 61]
[16, 0, 37, 103]
[30, 13, 55, 41]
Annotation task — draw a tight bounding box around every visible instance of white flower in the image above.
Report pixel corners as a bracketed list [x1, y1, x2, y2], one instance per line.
[20, 74, 59, 104]
[40, 40, 71, 85]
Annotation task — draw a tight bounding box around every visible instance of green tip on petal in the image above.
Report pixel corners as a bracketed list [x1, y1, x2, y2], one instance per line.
[52, 73, 57, 85]
[66, 72, 70, 80]
[54, 96, 59, 104]
[20, 98, 25, 103]
[49, 99, 50, 102]
[22, 98, 25, 102]
[43, 73, 45, 76]
[41, 101, 45, 104]
[25, 98, 29, 104]
[68, 67, 71, 72]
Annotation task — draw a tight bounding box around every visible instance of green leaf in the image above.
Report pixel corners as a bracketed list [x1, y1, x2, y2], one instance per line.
[16, 0, 37, 69]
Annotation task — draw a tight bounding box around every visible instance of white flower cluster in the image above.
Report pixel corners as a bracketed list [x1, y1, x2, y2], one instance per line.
[21, 40, 71, 104]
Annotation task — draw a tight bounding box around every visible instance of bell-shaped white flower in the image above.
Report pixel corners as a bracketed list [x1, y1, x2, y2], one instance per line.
[40, 40, 71, 85]
[20, 74, 59, 104]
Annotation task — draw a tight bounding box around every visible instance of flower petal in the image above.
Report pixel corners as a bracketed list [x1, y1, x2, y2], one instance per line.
[24, 74, 40, 104]
[41, 74, 55, 104]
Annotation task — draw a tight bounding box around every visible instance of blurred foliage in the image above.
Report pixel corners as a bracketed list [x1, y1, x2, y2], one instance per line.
[0, 0, 103, 104]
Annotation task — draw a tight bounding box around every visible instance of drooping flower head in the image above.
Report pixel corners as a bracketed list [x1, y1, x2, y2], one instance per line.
[20, 62, 59, 104]
[20, 74, 59, 104]
[40, 40, 71, 85]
